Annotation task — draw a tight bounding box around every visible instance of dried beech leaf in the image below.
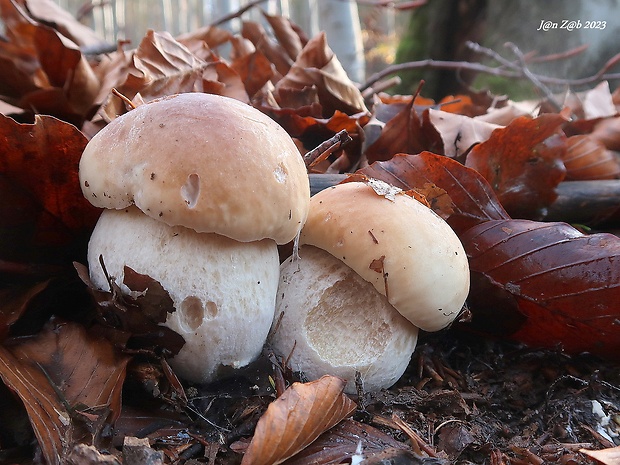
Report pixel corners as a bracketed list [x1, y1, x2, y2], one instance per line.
[562, 135, 620, 180]
[0, 281, 50, 340]
[241, 375, 356, 465]
[428, 108, 501, 158]
[263, 11, 306, 61]
[242, 20, 293, 77]
[581, 81, 617, 120]
[580, 445, 620, 465]
[465, 112, 569, 218]
[230, 47, 274, 98]
[590, 115, 620, 151]
[176, 24, 233, 49]
[24, 0, 106, 47]
[100, 30, 248, 121]
[365, 102, 442, 163]
[282, 419, 410, 465]
[355, 152, 510, 234]
[258, 107, 368, 172]
[0, 320, 129, 465]
[0, 114, 100, 262]
[0, 0, 99, 122]
[462, 219, 620, 359]
[275, 32, 367, 117]
[75, 262, 184, 355]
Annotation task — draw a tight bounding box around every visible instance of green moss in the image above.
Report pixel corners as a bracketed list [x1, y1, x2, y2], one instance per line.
[393, 8, 438, 96]
[470, 73, 540, 101]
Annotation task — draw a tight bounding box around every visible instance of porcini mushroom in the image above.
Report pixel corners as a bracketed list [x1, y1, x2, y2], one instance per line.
[270, 180, 469, 393]
[80, 93, 310, 383]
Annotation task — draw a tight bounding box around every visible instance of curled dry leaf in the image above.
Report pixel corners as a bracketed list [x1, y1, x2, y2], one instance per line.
[0, 0, 100, 123]
[580, 445, 620, 465]
[282, 418, 410, 465]
[242, 20, 294, 77]
[427, 108, 501, 158]
[275, 32, 368, 117]
[74, 262, 184, 355]
[229, 40, 275, 99]
[241, 375, 356, 465]
[465, 112, 569, 219]
[355, 152, 510, 234]
[24, 0, 106, 47]
[99, 30, 248, 121]
[462, 219, 620, 359]
[364, 101, 442, 163]
[262, 11, 307, 61]
[0, 281, 50, 340]
[0, 114, 100, 263]
[0, 319, 130, 465]
[591, 116, 620, 151]
[563, 135, 620, 180]
[581, 81, 617, 120]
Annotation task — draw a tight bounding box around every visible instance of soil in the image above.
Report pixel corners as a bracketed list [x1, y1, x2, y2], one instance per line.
[115, 330, 620, 465]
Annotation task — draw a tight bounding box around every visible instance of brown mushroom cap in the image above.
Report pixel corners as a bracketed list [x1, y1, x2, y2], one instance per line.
[300, 181, 470, 332]
[79, 93, 310, 244]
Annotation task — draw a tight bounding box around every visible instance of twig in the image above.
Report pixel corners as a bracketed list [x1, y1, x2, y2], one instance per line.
[466, 40, 518, 70]
[111, 88, 136, 110]
[529, 44, 589, 63]
[209, 0, 269, 27]
[391, 414, 438, 457]
[504, 42, 562, 111]
[346, 0, 427, 10]
[361, 43, 620, 93]
[303, 130, 352, 169]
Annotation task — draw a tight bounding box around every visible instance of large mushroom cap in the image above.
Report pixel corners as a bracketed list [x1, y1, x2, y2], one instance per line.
[300, 181, 470, 332]
[80, 93, 310, 244]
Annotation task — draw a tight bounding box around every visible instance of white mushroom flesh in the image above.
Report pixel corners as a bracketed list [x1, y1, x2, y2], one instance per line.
[271, 245, 419, 394]
[87, 206, 280, 384]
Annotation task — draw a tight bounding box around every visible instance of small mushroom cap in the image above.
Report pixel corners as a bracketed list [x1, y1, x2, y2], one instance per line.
[79, 93, 310, 245]
[300, 181, 470, 332]
[272, 245, 419, 393]
[88, 207, 280, 383]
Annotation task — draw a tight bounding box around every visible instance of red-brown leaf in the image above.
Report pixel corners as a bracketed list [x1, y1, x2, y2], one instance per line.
[364, 103, 443, 163]
[0, 320, 130, 465]
[461, 219, 620, 359]
[100, 30, 248, 121]
[465, 112, 569, 218]
[23, 0, 105, 47]
[241, 20, 293, 77]
[0, 114, 100, 262]
[241, 375, 356, 465]
[263, 11, 307, 61]
[0, 0, 99, 122]
[274, 32, 368, 117]
[230, 46, 275, 98]
[282, 418, 410, 465]
[355, 152, 510, 234]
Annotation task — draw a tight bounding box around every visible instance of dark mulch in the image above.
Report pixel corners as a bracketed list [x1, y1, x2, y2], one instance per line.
[119, 330, 619, 465]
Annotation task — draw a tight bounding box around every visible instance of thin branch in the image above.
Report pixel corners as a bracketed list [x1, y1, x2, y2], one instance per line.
[209, 0, 269, 27]
[529, 44, 589, 63]
[466, 40, 517, 69]
[303, 130, 352, 169]
[504, 41, 562, 111]
[361, 42, 620, 93]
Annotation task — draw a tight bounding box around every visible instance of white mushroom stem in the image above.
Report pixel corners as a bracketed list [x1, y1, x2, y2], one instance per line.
[271, 245, 419, 394]
[88, 207, 280, 384]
